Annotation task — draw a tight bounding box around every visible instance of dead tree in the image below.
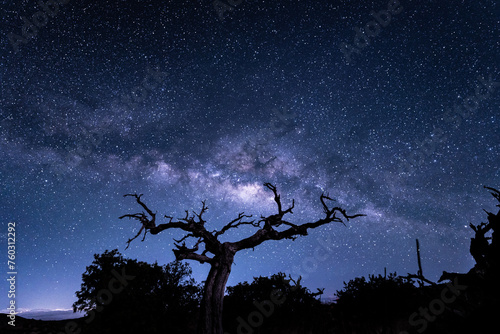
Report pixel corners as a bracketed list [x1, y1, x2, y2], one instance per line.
[439, 186, 500, 284]
[119, 183, 364, 334]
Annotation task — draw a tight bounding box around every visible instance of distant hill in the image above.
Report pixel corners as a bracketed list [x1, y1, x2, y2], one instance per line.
[9, 309, 85, 321]
[0, 313, 86, 334]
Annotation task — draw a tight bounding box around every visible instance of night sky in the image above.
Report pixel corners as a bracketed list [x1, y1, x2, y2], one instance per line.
[0, 0, 499, 316]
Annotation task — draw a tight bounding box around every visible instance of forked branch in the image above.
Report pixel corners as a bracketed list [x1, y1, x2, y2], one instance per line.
[119, 194, 157, 249]
[264, 182, 295, 217]
[214, 213, 258, 238]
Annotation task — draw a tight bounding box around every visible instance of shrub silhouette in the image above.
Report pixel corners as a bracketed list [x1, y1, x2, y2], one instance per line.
[333, 272, 421, 332]
[73, 249, 201, 333]
[223, 273, 332, 333]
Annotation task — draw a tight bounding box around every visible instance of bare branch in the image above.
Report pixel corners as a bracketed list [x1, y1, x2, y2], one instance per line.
[320, 194, 365, 224]
[214, 212, 258, 238]
[193, 200, 209, 224]
[124, 225, 146, 250]
[173, 233, 196, 244]
[288, 275, 302, 287]
[173, 249, 213, 263]
[311, 288, 325, 297]
[173, 239, 213, 264]
[231, 185, 365, 251]
[264, 182, 295, 217]
[123, 194, 156, 220]
[484, 186, 500, 207]
[120, 195, 219, 254]
[320, 194, 333, 215]
[280, 221, 299, 229]
[470, 222, 491, 235]
[174, 241, 198, 253]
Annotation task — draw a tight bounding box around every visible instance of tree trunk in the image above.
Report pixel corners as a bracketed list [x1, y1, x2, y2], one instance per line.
[198, 245, 235, 334]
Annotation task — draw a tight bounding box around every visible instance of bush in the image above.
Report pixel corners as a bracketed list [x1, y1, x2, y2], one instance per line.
[73, 249, 201, 333]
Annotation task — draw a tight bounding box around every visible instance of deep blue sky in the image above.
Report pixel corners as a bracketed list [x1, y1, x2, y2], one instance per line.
[0, 0, 499, 315]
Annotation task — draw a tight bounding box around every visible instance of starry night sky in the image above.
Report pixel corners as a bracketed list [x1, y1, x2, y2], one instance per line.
[0, 0, 499, 315]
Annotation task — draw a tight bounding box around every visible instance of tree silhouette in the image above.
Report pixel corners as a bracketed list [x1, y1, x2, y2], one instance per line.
[73, 249, 200, 333]
[119, 183, 364, 334]
[436, 186, 500, 333]
[439, 186, 500, 284]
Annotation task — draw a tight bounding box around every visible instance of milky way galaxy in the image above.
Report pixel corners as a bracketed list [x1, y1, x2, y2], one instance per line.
[0, 0, 499, 314]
